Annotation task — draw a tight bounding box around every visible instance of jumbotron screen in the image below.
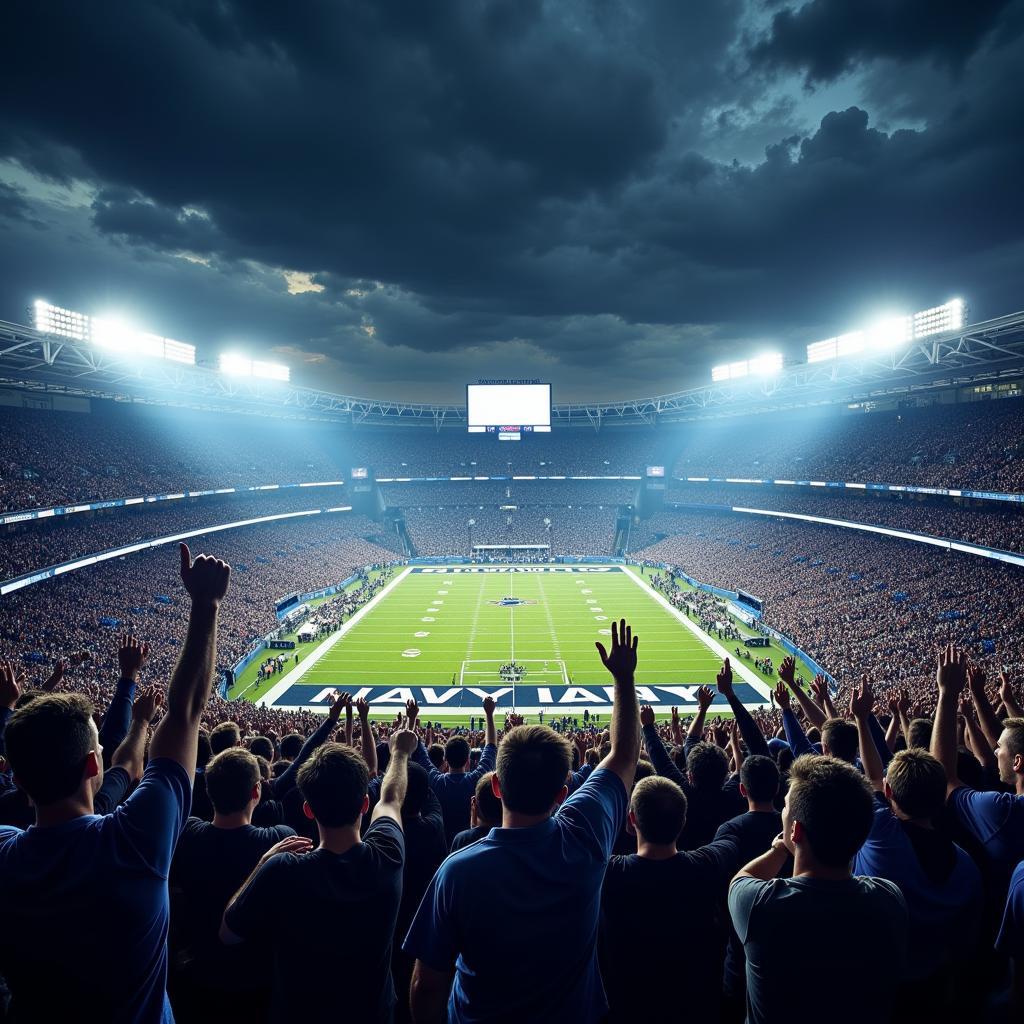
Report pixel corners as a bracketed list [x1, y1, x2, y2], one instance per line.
[466, 383, 551, 435]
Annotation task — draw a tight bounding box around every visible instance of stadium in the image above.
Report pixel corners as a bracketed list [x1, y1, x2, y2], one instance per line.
[2, 4, 1024, 1024]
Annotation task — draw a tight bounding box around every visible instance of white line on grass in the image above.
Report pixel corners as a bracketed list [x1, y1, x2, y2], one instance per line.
[255, 566, 413, 707]
[621, 569, 773, 707]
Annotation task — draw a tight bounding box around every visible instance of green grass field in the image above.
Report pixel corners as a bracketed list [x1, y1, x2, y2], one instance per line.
[241, 566, 816, 722]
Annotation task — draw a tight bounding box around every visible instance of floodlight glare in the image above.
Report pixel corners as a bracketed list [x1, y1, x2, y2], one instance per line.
[711, 364, 730, 382]
[219, 352, 254, 377]
[252, 360, 290, 382]
[750, 352, 783, 376]
[867, 316, 912, 350]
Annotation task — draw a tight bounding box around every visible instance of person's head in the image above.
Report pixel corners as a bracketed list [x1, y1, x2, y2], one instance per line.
[473, 771, 502, 826]
[4, 693, 102, 807]
[254, 755, 271, 782]
[249, 735, 274, 762]
[633, 758, 655, 785]
[884, 749, 946, 820]
[205, 748, 261, 815]
[995, 718, 1024, 788]
[271, 758, 291, 778]
[740, 755, 780, 805]
[402, 762, 430, 817]
[427, 742, 446, 769]
[820, 718, 858, 762]
[280, 733, 304, 760]
[686, 742, 728, 790]
[493, 725, 571, 815]
[782, 755, 873, 868]
[629, 776, 687, 846]
[196, 729, 212, 772]
[445, 736, 471, 771]
[210, 721, 241, 755]
[907, 718, 933, 750]
[297, 743, 369, 827]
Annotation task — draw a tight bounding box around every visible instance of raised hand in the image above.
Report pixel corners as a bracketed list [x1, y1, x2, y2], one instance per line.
[936, 644, 968, 697]
[405, 697, 420, 725]
[967, 663, 987, 694]
[595, 618, 638, 681]
[327, 690, 351, 723]
[132, 686, 162, 724]
[773, 680, 791, 711]
[482, 695, 496, 717]
[670, 706, 679, 729]
[390, 726, 418, 756]
[696, 685, 715, 712]
[42, 658, 68, 693]
[356, 696, 371, 719]
[716, 658, 734, 695]
[778, 656, 796, 687]
[896, 688, 910, 716]
[0, 659, 22, 710]
[118, 635, 150, 681]
[710, 720, 728, 748]
[849, 676, 874, 719]
[179, 542, 231, 608]
[811, 675, 827, 703]
[640, 704, 656, 728]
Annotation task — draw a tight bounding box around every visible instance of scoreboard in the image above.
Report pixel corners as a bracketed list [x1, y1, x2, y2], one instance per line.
[467, 382, 551, 439]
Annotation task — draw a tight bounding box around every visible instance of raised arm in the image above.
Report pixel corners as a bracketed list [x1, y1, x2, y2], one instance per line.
[482, 694, 497, 748]
[778, 657, 826, 729]
[356, 697, 378, 776]
[811, 674, 838, 720]
[716, 658, 769, 758]
[0, 660, 24, 758]
[670, 705, 683, 747]
[98, 635, 150, 762]
[968, 664, 1002, 753]
[930, 644, 968, 796]
[344, 693, 354, 747]
[640, 704, 688, 789]
[110, 687, 162, 783]
[595, 618, 640, 790]
[686, 686, 715, 756]
[850, 678, 884, 792]
[961, 695, 996, 773]
[1000, 672, 1024, 719]
[268, 690, 349, 797]
[149, 543, 230, 780]
[774, 682, 814, 759]
[372, 726, 417, 825]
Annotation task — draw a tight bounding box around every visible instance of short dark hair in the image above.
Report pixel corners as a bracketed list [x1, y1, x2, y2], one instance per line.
[885, 749, 946, 819]
[687, 742, 728, 790]
[821, 718, 858, 763]
[5, 693, 97, 805]
[205, 748, 261, 814]
[1001, 718, 1024, 762]
[280, 733, 304, 760]
[249, 735, 274, 761]
[633, 758, 655, 785]
[445, 736, 471, 771]
[907, 718, 933, 750]
[271, 759, 291, 778]
[495, 725, 571, 815]
[787, 755, 873, 867]
[298, 743, 369, 826]
[631, 776, 687, 845]
[428, 743, 446, 769]
[474, 771, 502, 824]
[740, 755, 780, 803]
[210, 721, 240, 755]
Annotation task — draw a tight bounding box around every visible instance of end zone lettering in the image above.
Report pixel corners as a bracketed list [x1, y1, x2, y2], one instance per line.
[411, 565, 621, 573]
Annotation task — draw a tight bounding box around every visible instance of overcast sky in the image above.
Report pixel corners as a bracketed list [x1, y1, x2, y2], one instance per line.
[1, 1, 1022, 402]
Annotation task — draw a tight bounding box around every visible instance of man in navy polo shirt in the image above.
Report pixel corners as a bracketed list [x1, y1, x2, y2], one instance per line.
[405, 618, 640, 1022]
[0, 542, 231, 1023]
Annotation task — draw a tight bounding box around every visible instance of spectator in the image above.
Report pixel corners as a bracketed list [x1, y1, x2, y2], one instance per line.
[729, 755, 909, 1024]
[0, 542, 231, 1021]
[600, 769, 739, 1022]
[450, 771, 503, 852]
[220, 727, 418, 1023]
[169, 747, 295, 1017]
[404, 619, 639, 1022]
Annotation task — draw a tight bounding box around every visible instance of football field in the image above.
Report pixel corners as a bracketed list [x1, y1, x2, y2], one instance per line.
[255, 566, 775, 716]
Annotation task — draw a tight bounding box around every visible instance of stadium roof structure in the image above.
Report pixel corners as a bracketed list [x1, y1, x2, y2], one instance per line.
[2, 307, 1024, 429]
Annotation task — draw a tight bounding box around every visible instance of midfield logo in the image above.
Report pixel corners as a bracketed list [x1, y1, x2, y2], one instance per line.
[488, 597, 538, 607]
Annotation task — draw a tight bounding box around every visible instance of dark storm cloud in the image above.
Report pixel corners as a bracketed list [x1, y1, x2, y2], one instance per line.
[0, 0, 1022, 401]
[748, 0, 1014, 83]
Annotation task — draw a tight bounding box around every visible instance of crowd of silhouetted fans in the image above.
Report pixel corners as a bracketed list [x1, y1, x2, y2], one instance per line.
[3, 548, 1024, 1023]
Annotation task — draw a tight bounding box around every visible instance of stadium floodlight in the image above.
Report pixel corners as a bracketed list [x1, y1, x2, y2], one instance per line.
[867, 316, 913, 350]
[711, 364, 730, 382]
[33, 300, 196, 364]
[913, 298, 965, 339]
[219, 352, 253, 377]
[749, 352, 783, 376]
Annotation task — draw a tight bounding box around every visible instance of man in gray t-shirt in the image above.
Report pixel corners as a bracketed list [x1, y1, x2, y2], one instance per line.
[729, 752, 908, 1024]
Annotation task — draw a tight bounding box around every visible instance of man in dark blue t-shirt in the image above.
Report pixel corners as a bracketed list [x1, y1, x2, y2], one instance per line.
[410, 695, 497, 845]
[0, 542, 231, 1024]
[405, 618, 640, 1023]
[221, 727, 418, 1022]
